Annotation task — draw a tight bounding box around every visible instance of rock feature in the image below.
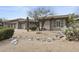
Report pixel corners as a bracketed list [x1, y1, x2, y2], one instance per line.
[10, 37, 18, 46]
[36, 37, 41, 41]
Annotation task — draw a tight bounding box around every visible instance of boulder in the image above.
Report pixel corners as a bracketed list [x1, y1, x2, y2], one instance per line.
[36, 37, 40, 41]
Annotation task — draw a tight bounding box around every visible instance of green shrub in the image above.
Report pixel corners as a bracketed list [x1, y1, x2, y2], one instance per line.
[0, 26, 4, 29]
[65, 27, 79, 41]
[30, 27, 37, 31]
[0, 27, 14, 41]
[0, 26, 8, 29]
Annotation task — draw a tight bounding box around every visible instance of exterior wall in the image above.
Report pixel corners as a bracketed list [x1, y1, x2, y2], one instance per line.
[3, 22, 10, 27]
[0, 22, 3, 26]
[2, 17, 68, 31]
[3, 21, 37, 30]
[3, 21, 27, 29]
[51, 19, 67, 30]
[3, 22, 18, 29]
[43, 20, 50, 30]
[18, 23, 26, 29]
[3, 22, 17, 29]
[43, 19, 67, 31]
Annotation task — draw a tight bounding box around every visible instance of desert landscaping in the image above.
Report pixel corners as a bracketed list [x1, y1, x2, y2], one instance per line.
[0, 29, 79, 52]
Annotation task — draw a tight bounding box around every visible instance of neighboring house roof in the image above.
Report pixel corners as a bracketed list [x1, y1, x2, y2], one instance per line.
[2, 14, 79, 23]
[3, 18, 38, 23]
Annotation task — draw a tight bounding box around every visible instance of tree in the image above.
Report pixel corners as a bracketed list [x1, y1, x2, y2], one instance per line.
[0, 18, 2, 22]
[65, 13, 79, 41]
[28, 7, 53, 20]
[67, 13, 76, 27]
[28, 7, 53, 30]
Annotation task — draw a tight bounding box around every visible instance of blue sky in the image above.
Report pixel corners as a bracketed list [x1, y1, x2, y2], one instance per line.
[0, 6, 78, 19]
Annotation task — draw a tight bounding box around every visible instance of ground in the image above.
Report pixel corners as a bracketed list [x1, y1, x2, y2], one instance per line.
[0, 29, 79, 52]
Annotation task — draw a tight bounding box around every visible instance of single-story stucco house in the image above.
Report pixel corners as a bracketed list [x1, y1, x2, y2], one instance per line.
[38, 14, 79, 31]
[0, 19, 3, 26]
[2, 18, 38, 29]
[0, 21, 3, 26]
[0, 14, 79, 31]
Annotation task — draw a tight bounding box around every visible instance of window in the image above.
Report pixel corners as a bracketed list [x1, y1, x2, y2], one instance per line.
[55, 20, 64, 27]
[61, 20, 64, 27]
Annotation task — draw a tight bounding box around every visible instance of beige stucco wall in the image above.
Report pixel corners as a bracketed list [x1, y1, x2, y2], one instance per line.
[51, 19, 67, 30]
[43, 20, 50, 30]
[43, 19, 67, 31]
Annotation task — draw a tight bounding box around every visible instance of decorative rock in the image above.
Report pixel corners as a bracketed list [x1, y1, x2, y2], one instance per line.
[55, 32, 65, 40]
[56, 35, 59, 37]
[9, 36, 17, 41]
[47, 37, 52, 42]
[36, 31, 42, 34]
[47, 39, 51, 42]
[52, 37, 56, 40]
[59, 36, 64, 38]
[47, 37, 52, 40]
[9, 38, 13, 41]
[27, 37, 33, 41]
[60, 36, 66, 40]
[42, 39, 46, 42]
[11, 38, 18, 45]
[18, 36, 22, 39]
[28, 39, 32, 41]
[57, 31, 65, 37]
[42, 40, 46, 42]
[36, 37, 40, 41]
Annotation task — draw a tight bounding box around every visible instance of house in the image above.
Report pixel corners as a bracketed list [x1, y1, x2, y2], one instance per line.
[1, 14, 79, 31]
[38, 14, 79, 31]
[0, 21, 3, 26]
[0, 19, 3, 26]
[3, 18, 38, 29]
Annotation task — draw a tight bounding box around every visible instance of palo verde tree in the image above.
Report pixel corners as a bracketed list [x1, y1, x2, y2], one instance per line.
[28, 7, 53, 30]
[28, 7, 53, 20]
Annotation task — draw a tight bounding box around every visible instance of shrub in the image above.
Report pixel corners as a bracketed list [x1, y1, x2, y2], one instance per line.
[30, 27, 37, 31]
[65, 27, 79, 41]
[0, 26, 8, 29]
[0, 27, 14, 41]
[0, 26, 4, 29]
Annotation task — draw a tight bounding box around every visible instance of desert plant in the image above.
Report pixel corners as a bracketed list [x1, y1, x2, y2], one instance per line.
[0, 27, 14, 41]
[28, 7, 54, 31]
[30, 27, 37, 31]
[65, 27, 79, 41]
[64, 14, 79, 41]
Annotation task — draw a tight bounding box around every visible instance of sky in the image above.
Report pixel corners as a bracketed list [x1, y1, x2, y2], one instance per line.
[0, 6, 78, 19]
